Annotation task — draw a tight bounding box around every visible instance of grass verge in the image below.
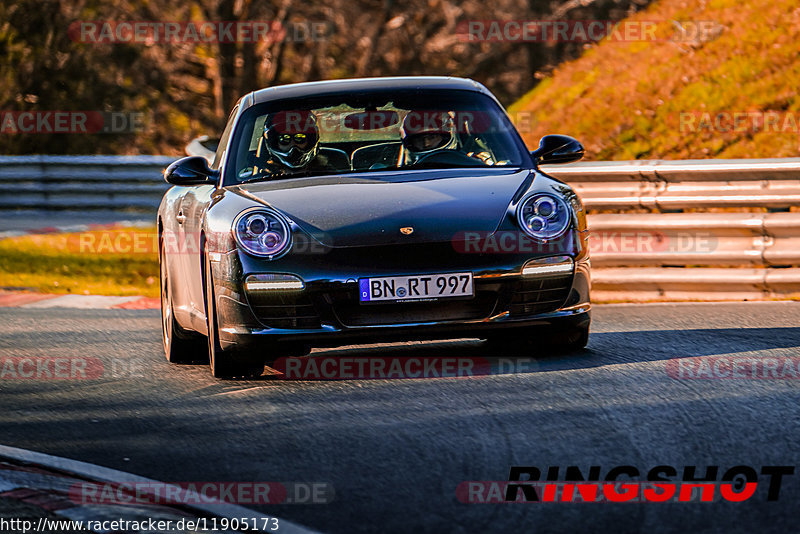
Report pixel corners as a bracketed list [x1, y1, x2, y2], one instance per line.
[508, 0, 800, 160]
[0, 227, 159, 297]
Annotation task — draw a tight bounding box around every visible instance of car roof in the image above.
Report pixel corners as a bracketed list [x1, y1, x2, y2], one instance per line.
[245, 76, 494, 108]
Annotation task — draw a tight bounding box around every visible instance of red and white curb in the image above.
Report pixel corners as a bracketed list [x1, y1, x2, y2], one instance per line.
[0, 292, 159, 310]
[0, 444, 318, 534]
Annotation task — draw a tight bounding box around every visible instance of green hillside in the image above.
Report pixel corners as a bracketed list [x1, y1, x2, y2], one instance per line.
[508, 0, 800, 160]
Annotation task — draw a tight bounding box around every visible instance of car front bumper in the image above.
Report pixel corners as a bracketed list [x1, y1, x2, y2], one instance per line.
[207, 233, 591, 351]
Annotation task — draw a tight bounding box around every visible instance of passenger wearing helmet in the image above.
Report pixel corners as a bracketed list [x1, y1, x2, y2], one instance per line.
[399, 111, 459, 166]
[400, 110, 500, 167]
[255, 110, 335, 176]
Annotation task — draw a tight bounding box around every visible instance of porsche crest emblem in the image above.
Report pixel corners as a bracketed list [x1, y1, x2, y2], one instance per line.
[400, 226, 414, 235]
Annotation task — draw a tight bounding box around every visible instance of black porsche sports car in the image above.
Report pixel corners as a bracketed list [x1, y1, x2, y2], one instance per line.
[158, 76, 591, 377]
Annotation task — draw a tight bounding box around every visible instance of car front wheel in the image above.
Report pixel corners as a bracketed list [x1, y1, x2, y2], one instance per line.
[547, 323, 590, 351]
[161, 236, 205, 363]
[203, 243, 264, 378]
[486, 321, 590, 354]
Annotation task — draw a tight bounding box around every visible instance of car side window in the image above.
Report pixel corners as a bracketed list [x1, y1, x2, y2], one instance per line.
[212, 105, 239, 170]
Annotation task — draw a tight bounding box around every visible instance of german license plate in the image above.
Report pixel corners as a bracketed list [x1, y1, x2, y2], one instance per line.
[359, 272, 474, 302]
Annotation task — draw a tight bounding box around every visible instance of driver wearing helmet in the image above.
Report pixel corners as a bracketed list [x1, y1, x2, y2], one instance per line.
[399, 111, 459, 166]
[255, 110, 333, 175]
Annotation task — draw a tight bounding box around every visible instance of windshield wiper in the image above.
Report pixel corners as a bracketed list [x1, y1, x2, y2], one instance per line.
[237, 169, 336, 185]
[406, 162, 487, 170]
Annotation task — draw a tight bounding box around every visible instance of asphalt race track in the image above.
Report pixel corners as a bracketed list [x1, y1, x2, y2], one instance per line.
[1, 302, 799, 533]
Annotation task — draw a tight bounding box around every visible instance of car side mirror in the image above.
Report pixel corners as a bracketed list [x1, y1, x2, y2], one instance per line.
[530, 134, 584, 165]
[164, 156, 219, 186]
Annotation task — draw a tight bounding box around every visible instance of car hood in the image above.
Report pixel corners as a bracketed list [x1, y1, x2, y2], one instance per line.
[229, 168, 533, 248]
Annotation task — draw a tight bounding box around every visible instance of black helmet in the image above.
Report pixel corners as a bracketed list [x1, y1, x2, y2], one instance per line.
[263, 110, 320, 169]
[400, 111, 458, 164]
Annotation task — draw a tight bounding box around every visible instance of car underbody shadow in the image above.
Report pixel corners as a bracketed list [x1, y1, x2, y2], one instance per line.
[230, 326, 800, 382]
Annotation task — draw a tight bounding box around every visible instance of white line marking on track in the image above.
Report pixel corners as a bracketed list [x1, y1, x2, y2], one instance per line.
[0, 444, 320, 534]
[21, 295, 140, 309]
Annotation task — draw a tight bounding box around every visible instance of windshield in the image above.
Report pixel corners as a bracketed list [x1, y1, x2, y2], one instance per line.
[224, 89, 530, 185]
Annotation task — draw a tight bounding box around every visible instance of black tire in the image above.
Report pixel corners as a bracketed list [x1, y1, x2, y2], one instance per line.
[281, 343, 312, 358]
[160, 237, 205, 363]
[549, 324, 590, 351]
[486, 322, 590, 355]
[203, 243, 264, 378]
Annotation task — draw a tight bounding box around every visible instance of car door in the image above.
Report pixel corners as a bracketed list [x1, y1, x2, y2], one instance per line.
[163, 173, 194, 328]
[184, 105, 239, 323]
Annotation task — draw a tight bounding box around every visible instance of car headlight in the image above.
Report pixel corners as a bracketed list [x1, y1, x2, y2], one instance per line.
[516, 193, 572, 240]
[233, 208, 292, 259]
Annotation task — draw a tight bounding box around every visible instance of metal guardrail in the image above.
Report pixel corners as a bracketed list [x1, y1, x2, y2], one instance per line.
[543, 158, 800, 210]
[3, 155, 799, 213]
[0, 155, 174, 211]
[585, 212, 800, 301]
[542, 160, 800, 301]
[1, 154, 799, 301]
[587, 212, 800, 267]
